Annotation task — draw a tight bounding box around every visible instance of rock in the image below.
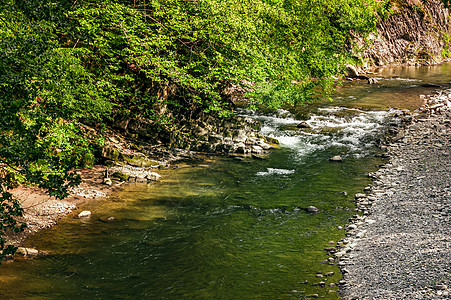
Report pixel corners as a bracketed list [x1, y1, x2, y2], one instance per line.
[355, 193, 367, 199]
[434, 284, 448, 290]
[346, 64, 359, 77]
[258, 142, 274, 150]
[78, 211, 92, 218]
[125, 155, 159, 168]
[297, 121, 311, 129]
[146, 172, 161, 181]
[252, 145, 263, 154]
[306, 294, 319, 298]
[103, 177, 112, 186]
[112, 171, 130, 181]
[234, 142, 246, 154]
[368, 77, 379, 84]
[307, 206, 319, 213]
[355, 230, 367, 238]
[135, 176, 147, 183]
[208, 134, 224, 144]
[264, 136, 279, 145]
[16, 247, 39, 257]
[329, 155, 343, 162]
[421, 83, 441, 88]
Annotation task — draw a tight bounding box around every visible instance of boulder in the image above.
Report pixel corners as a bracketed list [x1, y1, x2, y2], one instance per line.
[103, 177, 112, 186]
[345, 64, 359, 78]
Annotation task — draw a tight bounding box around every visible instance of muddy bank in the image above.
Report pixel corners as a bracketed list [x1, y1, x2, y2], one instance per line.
[338, 90, 451, 299]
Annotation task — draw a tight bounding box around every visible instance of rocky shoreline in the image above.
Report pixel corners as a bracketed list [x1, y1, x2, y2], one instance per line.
[337, 90, 451, 299]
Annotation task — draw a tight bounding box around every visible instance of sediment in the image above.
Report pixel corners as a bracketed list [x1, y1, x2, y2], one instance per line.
[338, 90, 451, 299]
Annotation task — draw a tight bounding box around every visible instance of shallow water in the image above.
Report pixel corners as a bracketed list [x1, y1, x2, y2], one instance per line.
[332, 63, 451, 110]
[1, 63, 450, 299]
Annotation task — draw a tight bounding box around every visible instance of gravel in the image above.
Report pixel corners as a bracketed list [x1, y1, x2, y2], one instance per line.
[338, 90, 451, 299]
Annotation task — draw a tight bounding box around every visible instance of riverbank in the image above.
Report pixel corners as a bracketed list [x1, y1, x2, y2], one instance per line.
[6, 165, 122, 249]
[4, 147, 191, 250]
[338, 90, 451, 299]
[5, 134, 273, 254]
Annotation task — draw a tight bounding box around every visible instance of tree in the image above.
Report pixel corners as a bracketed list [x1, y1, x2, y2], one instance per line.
[0, 0, 386, 262]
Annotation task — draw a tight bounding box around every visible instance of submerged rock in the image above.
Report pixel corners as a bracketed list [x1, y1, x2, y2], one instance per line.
[306, 206, 319, 213]
[329, 155, 343, 162]
[16, 247, 39, 257]
[78, 211, 92, 218]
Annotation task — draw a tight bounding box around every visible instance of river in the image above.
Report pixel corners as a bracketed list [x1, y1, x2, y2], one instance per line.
[1, 64, 451, 299]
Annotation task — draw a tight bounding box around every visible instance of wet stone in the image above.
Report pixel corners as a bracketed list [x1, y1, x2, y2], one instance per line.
[329, 155, 343, 162]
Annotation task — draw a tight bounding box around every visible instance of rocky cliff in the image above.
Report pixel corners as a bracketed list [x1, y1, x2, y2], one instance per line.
[357, 0, 451, 67]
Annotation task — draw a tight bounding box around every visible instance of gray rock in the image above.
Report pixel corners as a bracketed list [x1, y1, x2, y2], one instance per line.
[329, 155, 343, 162]
[307, 206, 319, 213]
[355, 193, 367, 199]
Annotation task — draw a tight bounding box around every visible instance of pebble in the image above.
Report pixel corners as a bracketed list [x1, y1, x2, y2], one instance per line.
[340, 90, 451, 299]
[306, 206, 319, 213]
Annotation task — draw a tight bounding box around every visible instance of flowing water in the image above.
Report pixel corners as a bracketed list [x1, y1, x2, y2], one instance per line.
[1, 64, 451, 299]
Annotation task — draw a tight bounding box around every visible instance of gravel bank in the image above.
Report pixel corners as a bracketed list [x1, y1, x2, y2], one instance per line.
[338, 90, 451, 299]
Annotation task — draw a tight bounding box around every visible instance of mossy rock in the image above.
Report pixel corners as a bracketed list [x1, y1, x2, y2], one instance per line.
[101, 146, 123, 161]
[124, 154, 160, 167]
[265, 136, 280, 145]
[250, 121, 261, 131]
[112, 172, 130, 181]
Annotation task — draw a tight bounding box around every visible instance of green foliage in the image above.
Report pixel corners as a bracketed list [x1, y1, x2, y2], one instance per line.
[441, 31, 451, 58]
[0, 0, 384, 261]
[67, 0, 381, 111]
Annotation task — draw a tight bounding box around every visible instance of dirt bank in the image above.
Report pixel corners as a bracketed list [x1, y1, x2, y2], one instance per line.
[338, 90, 451, 299]
[6, 165, 119, 247]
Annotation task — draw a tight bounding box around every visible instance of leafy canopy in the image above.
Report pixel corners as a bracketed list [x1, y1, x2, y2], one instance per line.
[0, 0, 385, 262]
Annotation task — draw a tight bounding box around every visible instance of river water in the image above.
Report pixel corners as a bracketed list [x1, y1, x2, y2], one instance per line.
[1, 64, 451, 299]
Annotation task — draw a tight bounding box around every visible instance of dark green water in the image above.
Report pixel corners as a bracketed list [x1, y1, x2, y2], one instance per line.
[0, 152, 383, 299]
[1, 63, 450, 299]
